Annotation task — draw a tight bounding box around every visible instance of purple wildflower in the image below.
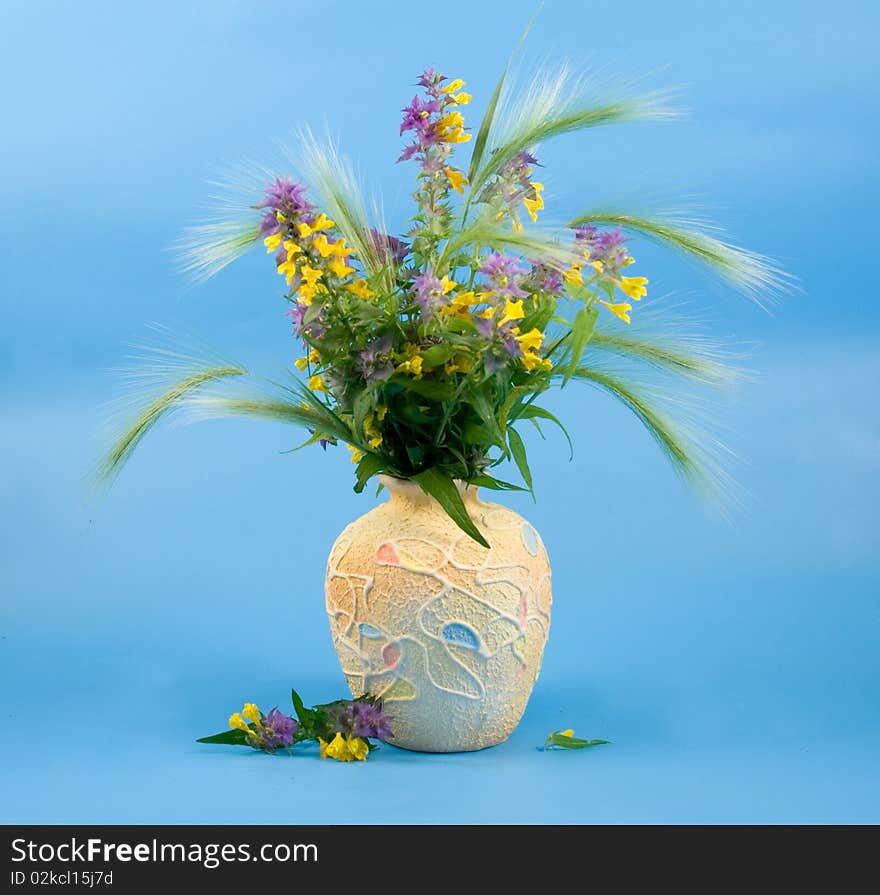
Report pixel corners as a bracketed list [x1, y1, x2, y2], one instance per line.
[417, 68, 447, 90]
[330, 700, 393, 741]
[257, 177, 315, 238]
[479, 252, 529, 299]
[368, 229, 409, 266]
[358, 333, 395, 382]
[476, 151, 541, 225]
[527, 261, 564, 295]
[412, 270, 451, 316]
[503, 334, 523, 357]
[288, 301, 307, 336]
[400, 96, 441, 137]
[574, 224, 630, 273]
[264, 709, 297, 748]
[287, 301, 326, 340]
[480, 252, 529, 280]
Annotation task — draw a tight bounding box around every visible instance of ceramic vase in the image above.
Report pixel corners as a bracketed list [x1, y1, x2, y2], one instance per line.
[324, 475, 552, 752]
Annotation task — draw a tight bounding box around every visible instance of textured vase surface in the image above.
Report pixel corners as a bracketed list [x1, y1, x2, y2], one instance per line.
[325, 475, 552, 752]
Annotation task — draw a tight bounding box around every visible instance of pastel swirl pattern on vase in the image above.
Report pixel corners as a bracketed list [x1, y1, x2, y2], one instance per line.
[325, 475, 552, 752]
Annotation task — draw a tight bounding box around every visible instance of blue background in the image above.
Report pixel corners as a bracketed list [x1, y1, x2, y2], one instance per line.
[2, 0, 878, 823]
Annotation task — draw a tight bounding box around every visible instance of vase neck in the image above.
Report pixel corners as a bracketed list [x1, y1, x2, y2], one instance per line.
[378, 475, 482, 509]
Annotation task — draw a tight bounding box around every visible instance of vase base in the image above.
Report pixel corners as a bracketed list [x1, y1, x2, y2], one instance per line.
[384, 733, 510, 754]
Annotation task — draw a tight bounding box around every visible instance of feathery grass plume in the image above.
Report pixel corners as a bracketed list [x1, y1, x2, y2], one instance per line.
[562, 362, 735, 503]
[469, 62, 679, 196]
[293, 128, 392, 292]
[99, 361, 247, 483]
[173, 161, 282, 283]
[567, 210, 793, 305]
[184, 393, 357, 447]
[585, 301, 749, 386]
[440, 215, 575, 270]
[466, 5, 540, 185]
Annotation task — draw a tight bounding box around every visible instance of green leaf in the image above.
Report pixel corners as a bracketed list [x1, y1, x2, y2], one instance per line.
[470, 388, 506, 451]
[516, 405, 574, 459]
[467, 474, 528, 491]
[544, 732, 610, 750]
[354, 452, 385, 493]
[352, 387, 376, 439]
[467, 10, 537, 182]
[463, 422, 492, 444]
[413, 468, 490, 548]
[562, 305, 598, 386]
[497, 385, 529, 436]
[389, 375, 455, 401]
[421, 344, 454, 367]
[507, 427, 533, 496]
[197, 729, 251, 746]
[290, 689, 307, 725]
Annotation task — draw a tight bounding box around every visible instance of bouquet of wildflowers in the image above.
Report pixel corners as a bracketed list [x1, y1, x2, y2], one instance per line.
[199, 690, 394, 762]
[103, 57, 787, 543]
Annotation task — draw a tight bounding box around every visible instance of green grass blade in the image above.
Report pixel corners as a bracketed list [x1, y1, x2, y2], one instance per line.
[514, 404, 574, 459]
[471, 65, 678, 196]
[295, 128, 392, 291]
[562, 305, 598, 386]
[467, 8, 538, 182]
[100, 365, 246, 482]
[564, 365, 729, 497]
[413, 468, 490, 547]
[507, 427, 534, 496]
[567, 210, 793, 303]
[588, 329, 741, 385]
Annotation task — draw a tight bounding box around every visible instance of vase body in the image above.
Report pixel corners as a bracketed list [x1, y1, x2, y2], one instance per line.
[324, 475, 552, 752]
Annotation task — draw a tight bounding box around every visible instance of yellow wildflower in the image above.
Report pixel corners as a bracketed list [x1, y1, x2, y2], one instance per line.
[363, 407, 386, 449]
[296, 212, 335, 238]
[229, 713, 250, 733]
[589, 260, 604, 273]
[283, 239, 301, 260]
[440, 78, 465, 94]
[264, 232, 283, 253]
[445, 355, 471, 374]
[522, 182, 545, 223]
[440, 275, 456, 294]
[308, 374, 329, 393]
[312, 234, 353, 258]
[277, 257, 297, 286]
[521, 352, 553, 372]
[443, 167, 468, 194]
[347, 279, 376, 299]
[242, 703, 260, 723]
[451, 91, 471, 105]
[294, 356, 309, 371]
[599, 299, 633, 323]
[446, 128, 472, 144]
[309, 348, 320, 363]
[614, 275, 648, 301]
[560, 729, 575, 737]
[347, 444, 365, 464]
[500, 298, 525, 326]
[396, 355, 423, 377]
[436, 111, 469, 143]
[327, 255, 356, 279]
[477, 306, 496, 319]
[319, 733, 369, 762]
[347, 737, 369, 760]
[297, 264, 323, 302]
[517, 328, 545, 354]
[450, 290, 479, 308]
[563, 263, 583, 286]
